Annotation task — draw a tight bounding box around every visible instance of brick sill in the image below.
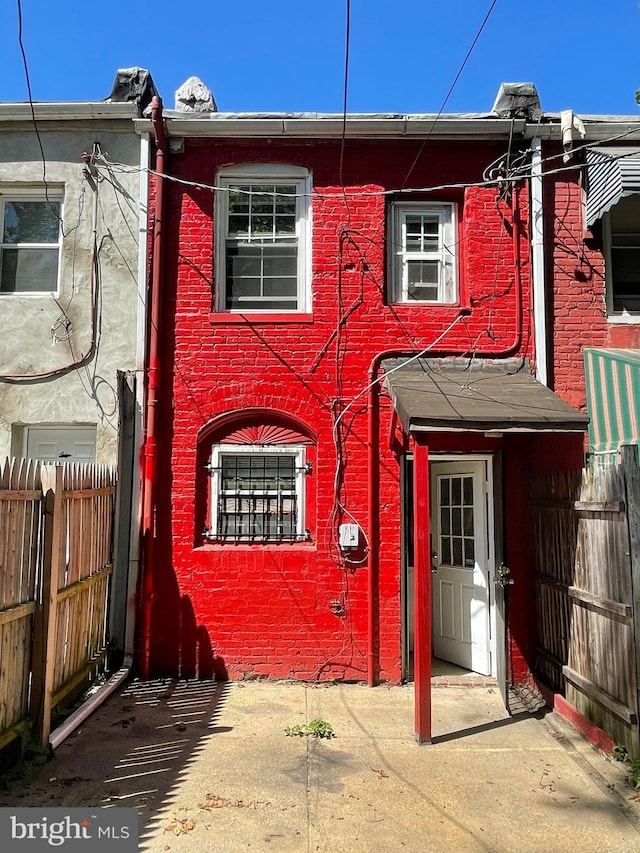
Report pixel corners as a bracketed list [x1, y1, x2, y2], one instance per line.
[209, 312, 314, 324]
[195, 542, 317, 551]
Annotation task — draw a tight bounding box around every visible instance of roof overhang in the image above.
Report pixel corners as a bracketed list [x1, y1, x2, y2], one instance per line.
[384, 359, 588, 434]
[0, 102, 139, 123]
[134, 111, 640, 142]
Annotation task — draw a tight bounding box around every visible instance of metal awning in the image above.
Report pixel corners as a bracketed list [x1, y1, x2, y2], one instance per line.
[383, 359, 589, 434]
[584, 348, 640, 455]
[585, 147, 640, 226]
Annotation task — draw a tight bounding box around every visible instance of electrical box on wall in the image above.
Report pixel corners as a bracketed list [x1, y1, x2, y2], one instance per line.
[339, 523, 359, 550]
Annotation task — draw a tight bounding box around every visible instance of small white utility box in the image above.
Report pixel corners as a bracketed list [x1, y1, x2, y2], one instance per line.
[339, 523, 359, 550]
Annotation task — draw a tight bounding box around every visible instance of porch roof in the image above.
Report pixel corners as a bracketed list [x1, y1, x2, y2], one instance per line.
[383, 358, 589, 434]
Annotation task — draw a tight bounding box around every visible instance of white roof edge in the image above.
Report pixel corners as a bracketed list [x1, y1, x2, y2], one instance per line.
[0, 102, 139, 121]
[134, 115, 529, 139]
[133, 110, 640, 140]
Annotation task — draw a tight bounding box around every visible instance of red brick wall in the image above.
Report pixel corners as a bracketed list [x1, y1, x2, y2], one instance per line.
[145, 137, 537, 682]
[542, 149, 636, 414]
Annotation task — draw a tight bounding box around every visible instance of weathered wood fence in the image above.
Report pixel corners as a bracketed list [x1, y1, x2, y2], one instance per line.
[0, 458, 116, 752]
[532, 445, 640, 756]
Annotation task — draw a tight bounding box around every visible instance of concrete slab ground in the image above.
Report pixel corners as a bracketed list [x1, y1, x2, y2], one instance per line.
[1, 679, 639, 852]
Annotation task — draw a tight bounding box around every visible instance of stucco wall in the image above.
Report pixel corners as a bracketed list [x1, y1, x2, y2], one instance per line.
[0, 122, 141, 463]
[146, 137, 538, 684]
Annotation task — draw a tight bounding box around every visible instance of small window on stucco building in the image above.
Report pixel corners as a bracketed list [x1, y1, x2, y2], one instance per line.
[0, 193, 62, 294]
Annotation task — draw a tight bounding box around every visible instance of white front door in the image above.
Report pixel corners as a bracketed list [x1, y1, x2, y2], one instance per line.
[25, 426, 96, 462]
[431, 460, 491, 675]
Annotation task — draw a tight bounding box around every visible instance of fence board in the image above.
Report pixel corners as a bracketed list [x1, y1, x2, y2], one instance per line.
[533, 454, 640, 756]
[0, 458, 116, 753]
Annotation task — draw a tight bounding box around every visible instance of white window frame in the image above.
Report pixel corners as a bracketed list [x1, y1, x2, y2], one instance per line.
[0, 188, 63, 296]
[215, 164, 312, 313]
[209, 443, 307, 540]
[390, 202, 457, 304]
[603, 199, 640, 322]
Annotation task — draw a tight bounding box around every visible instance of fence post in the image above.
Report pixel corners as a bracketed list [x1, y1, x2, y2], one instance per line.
[621, 444, 640, 756]
[31, 465, 64, 747]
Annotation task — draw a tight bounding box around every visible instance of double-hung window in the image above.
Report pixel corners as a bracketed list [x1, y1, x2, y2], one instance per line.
[390, 202, 457, 303]
[0, 193, 62, 294]
[209, 444, 307, 540]
[604, 194, 640, 316]
[216, 164, 311, 312]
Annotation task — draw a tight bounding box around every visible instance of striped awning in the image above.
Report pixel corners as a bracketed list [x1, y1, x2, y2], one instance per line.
[584, 348, 640, 455]
[586, 147, 640, 227]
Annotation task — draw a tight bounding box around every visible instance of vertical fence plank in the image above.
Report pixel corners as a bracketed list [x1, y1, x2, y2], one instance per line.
[32, 465, 64, 746]
[621, 445, 640, 756]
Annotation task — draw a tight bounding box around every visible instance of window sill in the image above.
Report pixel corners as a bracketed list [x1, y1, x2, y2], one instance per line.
[607, 314, 640, 325]
[209, 312, 314, 324]
[195, 540, 316, 551]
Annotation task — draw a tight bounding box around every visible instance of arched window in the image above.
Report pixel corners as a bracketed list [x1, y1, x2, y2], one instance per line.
[199, 411, 315, 543]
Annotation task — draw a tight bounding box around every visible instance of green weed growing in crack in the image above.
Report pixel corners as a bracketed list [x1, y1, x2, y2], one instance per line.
[612, 744, 640, 788]
[284, 719, 335, 739]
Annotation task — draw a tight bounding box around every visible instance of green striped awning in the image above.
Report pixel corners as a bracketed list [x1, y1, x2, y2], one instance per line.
[584, 348, 640, 455]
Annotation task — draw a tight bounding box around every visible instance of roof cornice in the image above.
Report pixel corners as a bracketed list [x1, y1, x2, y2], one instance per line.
[0, 102, 139, 122]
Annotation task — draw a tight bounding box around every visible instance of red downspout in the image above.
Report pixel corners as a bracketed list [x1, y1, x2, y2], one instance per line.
[140, 96, 168, 680]
[365, 183, 524, 687]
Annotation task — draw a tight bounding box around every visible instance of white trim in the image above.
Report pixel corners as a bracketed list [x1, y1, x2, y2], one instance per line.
[429, 453, 497, 678]
[389, 201, 457, 304]
[530, 138, 548, 386]
[210, 443, 306, 538]
[215, 164, 312, 313]
[0, 189, 64, 297]
[604, 197, 640, 321]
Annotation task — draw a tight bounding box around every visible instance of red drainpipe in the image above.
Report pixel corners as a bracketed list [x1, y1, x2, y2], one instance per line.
[365, 183, 524, 686]
[139, 96, 168, 680]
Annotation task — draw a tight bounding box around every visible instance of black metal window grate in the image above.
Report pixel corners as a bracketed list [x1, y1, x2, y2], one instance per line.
[214, 453, 300, 540]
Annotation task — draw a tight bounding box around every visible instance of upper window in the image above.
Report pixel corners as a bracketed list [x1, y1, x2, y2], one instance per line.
[605, 194, 640, 316]
[390, 202, 457, 304]
[215, 164, 311, 312]
[0, 195, 62, 294]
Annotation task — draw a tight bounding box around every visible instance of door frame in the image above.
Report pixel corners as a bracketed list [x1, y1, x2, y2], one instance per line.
[402, 451, 501, 680]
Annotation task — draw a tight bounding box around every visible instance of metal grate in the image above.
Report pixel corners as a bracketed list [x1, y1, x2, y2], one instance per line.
[213, 453, 300, 540]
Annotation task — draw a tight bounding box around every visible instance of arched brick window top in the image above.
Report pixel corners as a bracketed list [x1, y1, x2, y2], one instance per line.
[201, 408, 315, 447]
[198, 409, 316, 544]
[223, 423, 310, 445]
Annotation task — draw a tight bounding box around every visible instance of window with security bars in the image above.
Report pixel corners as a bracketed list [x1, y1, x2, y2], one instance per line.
[390, 202, 456, 304]
[209, 446, 306, 540]
[438, 474, 475, 568]
[216, 166, 311, 312]
[0, 197, 62, 294]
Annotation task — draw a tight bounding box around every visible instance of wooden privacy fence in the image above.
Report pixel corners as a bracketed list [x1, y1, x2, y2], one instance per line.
[0, 458, 116, 750]
[532, 446, 640, 756]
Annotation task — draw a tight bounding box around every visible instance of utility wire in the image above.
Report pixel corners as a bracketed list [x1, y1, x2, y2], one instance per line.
[15, 0, 57, 212]
[400, 0, 500, 189]
[338, 0, 351, 189]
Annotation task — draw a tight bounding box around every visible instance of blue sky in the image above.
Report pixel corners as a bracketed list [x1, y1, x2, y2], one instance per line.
[2, 1, 640, 116]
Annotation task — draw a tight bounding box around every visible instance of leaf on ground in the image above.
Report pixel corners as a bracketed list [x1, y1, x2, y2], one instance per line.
[164, 818, 196, 835]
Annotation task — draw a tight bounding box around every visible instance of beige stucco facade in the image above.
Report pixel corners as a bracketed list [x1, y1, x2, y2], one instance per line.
[0, 104, 143, 464]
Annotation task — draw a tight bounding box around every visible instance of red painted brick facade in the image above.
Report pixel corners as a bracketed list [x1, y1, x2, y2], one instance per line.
[544, 143, 640, 415]
[142, 133, 582, 686]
